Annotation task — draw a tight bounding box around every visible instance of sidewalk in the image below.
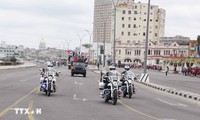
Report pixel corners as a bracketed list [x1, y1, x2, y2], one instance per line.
[0, 61, 37, 70]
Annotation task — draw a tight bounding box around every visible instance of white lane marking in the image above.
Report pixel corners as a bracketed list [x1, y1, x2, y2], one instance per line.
[75, 81, 83, 85]
[82, 98, 88, 102]
[156, 98, 188, 107]
[177, 103, 188, 107]
[73, 94, 79, 100]
[160, 118, 176, 120]
[156, 98, 176, 106]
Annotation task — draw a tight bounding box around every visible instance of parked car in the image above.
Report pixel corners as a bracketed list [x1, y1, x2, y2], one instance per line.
[71, 61, 87, 77]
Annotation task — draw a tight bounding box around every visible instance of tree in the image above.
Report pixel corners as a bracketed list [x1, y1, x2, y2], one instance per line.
[11, 56, 17, 65]
[197, 35, 200, 45]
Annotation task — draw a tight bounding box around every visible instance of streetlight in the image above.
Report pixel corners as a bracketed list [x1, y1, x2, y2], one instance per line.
[77, 34, 85, 54]
[111, 0, 119, 66]
[65, 40, 72, 50]
[85, 29, 93, 64]
[144, 0, 151, 74]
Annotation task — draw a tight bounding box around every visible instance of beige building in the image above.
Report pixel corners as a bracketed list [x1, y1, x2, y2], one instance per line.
[115, 1, 165, 44]
[93, 0, 166, 63]
[116, 41, 188, 65]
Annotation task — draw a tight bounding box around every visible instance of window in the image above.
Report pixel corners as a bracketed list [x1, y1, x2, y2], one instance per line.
[150, 19, 152, 22]
[128, 17, 131, 21]
[121, 31, 124, 36]
[135, 6, 137, 9]
[134, 11, 138, 14]
[128, 32, 131, 36]
[122, 17, 124, 20]
[127, 40, 130, 43]
[155, 25, 158, 29]
[134, 17, 136, 20]
[122, 24, 125, 28]
[143, 32, 145, 36]
[122, 10, 126, 14]
[128, 24, 131, 28]
[144, 19, 146, 21]
[128, 11, 131, 14]
[133, 24, 136, 28]
[148, 50, 151, 55]
[155, 33, 158, 37]
[119, 50, 121, 55]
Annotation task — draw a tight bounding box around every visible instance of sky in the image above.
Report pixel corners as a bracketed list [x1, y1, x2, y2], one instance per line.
[0, 0, 200, 49]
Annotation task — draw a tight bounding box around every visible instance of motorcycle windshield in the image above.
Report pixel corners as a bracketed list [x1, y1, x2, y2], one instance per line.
[46, 70, 55, 76]
[108, 76, 119, 81]
[125, 71, 135, 76]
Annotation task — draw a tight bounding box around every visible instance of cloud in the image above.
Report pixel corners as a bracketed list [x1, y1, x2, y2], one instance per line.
[1, 0, 200, 49]
[0, 0, 94, 49]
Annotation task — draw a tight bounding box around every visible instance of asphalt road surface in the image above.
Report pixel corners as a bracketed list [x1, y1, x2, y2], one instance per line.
[0, 65, 200, 120]
[127, 68, 200, 95]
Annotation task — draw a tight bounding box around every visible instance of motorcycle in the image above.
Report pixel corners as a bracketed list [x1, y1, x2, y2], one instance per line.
[39, 68, 61, 96]
[121, 72, 136, 98]
[99, 75, 122, 105]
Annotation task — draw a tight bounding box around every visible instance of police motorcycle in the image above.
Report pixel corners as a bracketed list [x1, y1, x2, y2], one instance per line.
[121, 71, 136, 98]
[39, 68, 61, 96]
[99, 69, 122, 105]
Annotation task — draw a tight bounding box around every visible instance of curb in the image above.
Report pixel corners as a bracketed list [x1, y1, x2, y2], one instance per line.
[136, 81, 200, 102]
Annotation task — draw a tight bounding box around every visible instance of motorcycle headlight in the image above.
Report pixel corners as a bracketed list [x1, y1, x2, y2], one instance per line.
[48, 76, 53, 80]
[113, 81, 118, 86]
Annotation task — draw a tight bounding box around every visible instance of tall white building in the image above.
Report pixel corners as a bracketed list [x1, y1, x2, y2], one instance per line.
[93, 0, 166, 64]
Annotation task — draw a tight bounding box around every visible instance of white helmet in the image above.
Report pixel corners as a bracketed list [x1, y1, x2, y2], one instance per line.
[109, 66, 116, 71]
[124, 65, 130, 71]
[47, 62, 53, 67]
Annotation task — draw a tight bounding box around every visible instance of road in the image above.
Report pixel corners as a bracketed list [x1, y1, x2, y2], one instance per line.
[128, 68, 200, 95]
[0, 65, 200, 120]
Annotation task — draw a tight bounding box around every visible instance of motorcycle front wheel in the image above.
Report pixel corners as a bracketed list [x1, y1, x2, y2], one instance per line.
[128, 86, 132, 98]
[47, 83, 51, 96]
[112, 89, 117, 105]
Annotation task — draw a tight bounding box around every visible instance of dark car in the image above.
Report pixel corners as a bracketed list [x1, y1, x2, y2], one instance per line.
[71, 62, 87, 77]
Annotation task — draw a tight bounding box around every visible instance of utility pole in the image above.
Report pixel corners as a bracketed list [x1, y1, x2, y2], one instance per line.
[103, 22, 106, 67]
[77, 34, 85, 55]
[112, 0, 119, 66]
[144, 0, 151, 74]
[85, 30, 92, 64]
[65, 40, 72, 50]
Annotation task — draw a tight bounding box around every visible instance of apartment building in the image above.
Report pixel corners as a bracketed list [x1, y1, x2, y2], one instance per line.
[93, 0, 166, 63]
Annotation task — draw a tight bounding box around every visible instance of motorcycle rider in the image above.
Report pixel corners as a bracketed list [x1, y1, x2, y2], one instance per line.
[40, 62, 59, 92]
[120, 65, 136, 93]
[103, 65, 121, 89]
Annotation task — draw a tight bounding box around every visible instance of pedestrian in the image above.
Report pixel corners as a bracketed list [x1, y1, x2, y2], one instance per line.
[165, 66, 169, 76]
[174, 67, 177, 74]
[97, 62, 100, 70]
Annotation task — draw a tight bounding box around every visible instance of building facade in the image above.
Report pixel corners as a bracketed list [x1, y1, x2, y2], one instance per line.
[93, 0, 166, 63]
[115, 40, 189, 65]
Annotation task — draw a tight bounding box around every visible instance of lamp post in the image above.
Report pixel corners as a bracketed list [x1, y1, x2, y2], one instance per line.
[85, 30, 92, 64]
[111, 0, 119, 66]
[96, 28, 100, 63]
[65, 40, 72, 50]
[144, 0, 151, 74]
[77, 34, 85, 54]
